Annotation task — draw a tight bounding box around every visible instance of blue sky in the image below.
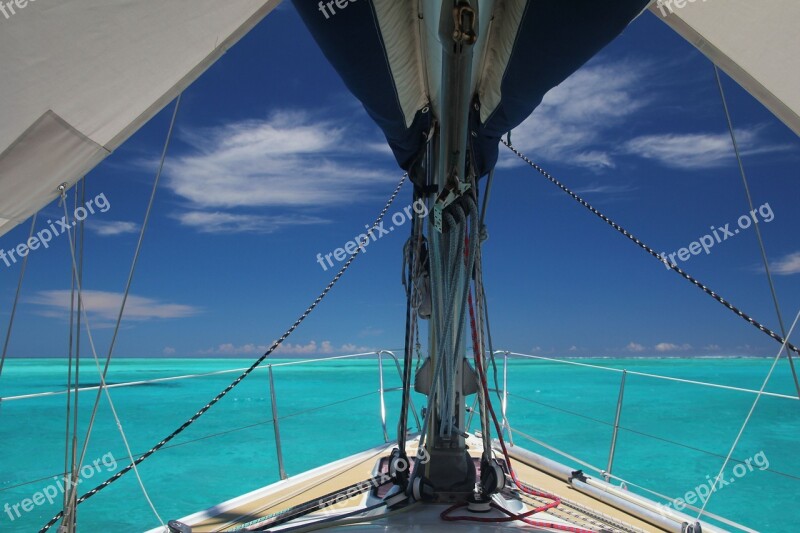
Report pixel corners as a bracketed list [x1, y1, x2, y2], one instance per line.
[1, 4, 799, 359]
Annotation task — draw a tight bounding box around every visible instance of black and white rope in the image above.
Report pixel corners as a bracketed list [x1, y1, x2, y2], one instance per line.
[39, 173, 408, 533]
[502, 139, 800, 358]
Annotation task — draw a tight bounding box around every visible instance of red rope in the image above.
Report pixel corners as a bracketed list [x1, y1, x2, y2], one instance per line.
[441, 501, 598, 532]
[455, 247, 595, 533]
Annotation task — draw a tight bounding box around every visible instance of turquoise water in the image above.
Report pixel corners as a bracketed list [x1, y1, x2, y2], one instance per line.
[0, 356, 798, 532]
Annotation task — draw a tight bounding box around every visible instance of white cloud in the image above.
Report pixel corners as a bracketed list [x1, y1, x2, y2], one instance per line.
[89, 221, 139, 236]
[166, 111, 395, 211]
[654, 342, 692, 353]
[626, 342, 645, 353]
[174, 211, 328, 234]
[568, 345, 578, 352]
[339, 343, 372, 353]
[499, 60, 786, 173]
[623, 129, 789, 169]
[160, 111, 400, 235]
[29, 290, 200, 321]
[501, 62, 647, 170]
[704, 344, 721, 351]
[200, 340, 372, 356]
[163, 347, 176, 355]
[772, 252, 800, 275]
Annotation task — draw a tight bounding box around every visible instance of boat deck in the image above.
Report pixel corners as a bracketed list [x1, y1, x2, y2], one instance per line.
[161, 434, 690, 532]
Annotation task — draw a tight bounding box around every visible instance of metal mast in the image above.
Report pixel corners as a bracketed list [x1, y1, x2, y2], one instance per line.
[413, 0, 480, 501]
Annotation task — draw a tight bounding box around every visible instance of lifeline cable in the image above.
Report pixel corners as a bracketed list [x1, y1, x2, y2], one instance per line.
[39, 173, 408, 533]
[502, 139, 800, 359]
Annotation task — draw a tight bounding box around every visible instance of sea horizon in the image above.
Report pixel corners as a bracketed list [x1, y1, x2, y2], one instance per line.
[4, 353, 785, 360]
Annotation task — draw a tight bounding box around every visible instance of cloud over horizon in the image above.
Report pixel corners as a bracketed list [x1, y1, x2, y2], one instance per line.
[29, 290, 201, 323]
[162, 111, 400, 234]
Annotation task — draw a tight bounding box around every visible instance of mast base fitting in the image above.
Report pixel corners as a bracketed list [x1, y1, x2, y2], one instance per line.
[466, 496, 492, 513]
[411, 476, 436, 501]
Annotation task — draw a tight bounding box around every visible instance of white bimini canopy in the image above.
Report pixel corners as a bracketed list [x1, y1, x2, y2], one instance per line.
[652, 1, 800, 136]
[0, 0, 280, 237]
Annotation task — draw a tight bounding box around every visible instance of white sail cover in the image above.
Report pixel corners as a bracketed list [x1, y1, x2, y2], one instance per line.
[652, 1, 800, 136]
[0, 0, 280, 237]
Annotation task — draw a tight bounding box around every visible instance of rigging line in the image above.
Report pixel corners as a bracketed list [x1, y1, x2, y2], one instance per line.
[3, 419, 281, 495]
[509, 428, 758, 533]
[502, 140, 800, 358]
[478, 168, 495, 231]
[6, 396, 380, 495]
[0, 213, 38, 382]
[398, 202, 422, 451]
[61, 187, 79, 532]
[697, 308, 800, 520]
[505, 351, 800, 400]
[399, 200, 418, 447]
[39, 172, 408, 533]
[2, 352, 379, 401]
[63, 179, 87, 532]
[507, 392, 613, 428]
[419, 217, 458, 446]
[56, 190, 166, 531]
[74, 94, 183, 492]
[74, 179, 86, 467]
[618, 425, 800, 482]
[713, 64, 800, 399]
[508, 391, 800, 481]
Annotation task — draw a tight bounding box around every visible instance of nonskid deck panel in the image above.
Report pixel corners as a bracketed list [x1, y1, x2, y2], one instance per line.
[157, 435, 691, 532]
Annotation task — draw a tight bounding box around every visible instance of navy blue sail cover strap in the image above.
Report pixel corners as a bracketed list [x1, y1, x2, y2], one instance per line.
[471, 0, 650, 175]
[292, 0, 431, 171]
[292, 0, 649, 176]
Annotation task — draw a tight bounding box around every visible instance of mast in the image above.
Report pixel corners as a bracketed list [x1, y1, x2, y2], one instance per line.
[414, 0, 480, 500]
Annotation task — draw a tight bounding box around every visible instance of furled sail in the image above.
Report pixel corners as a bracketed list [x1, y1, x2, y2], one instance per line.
[652, 1, 800, 137]
[0, 0, 281, 238]
[292, 0, 651, 177]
